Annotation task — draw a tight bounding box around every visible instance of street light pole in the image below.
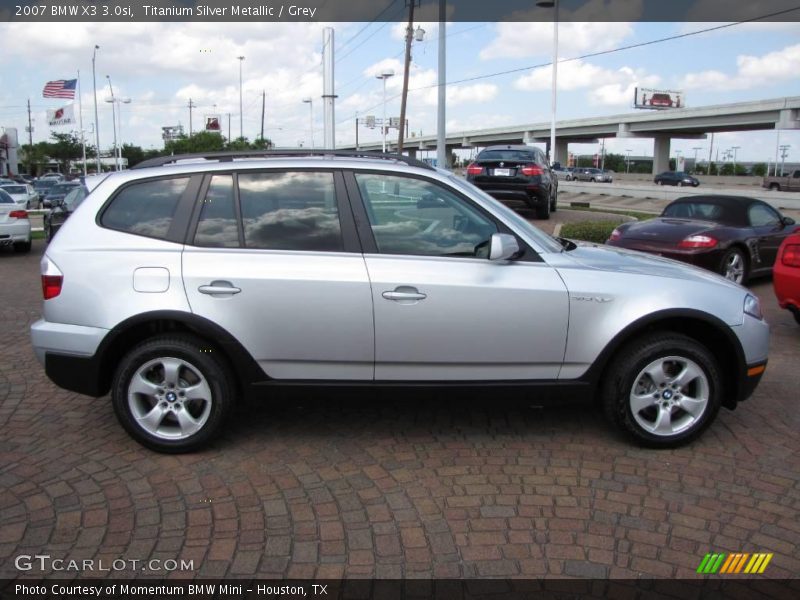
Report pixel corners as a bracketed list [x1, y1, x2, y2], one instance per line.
[92, 45, 101, 172]
[692, 146, 702, 173]
[237, 55, 245, 140]
[625, 149, 632, 173]
[537, 0, 559, 165]
[302, 98, 314, 149]
[105, 75, 119, 171]
[731, 145, 740, 176]
[116, 98, 131, 169]
[376, 70, 395, 153]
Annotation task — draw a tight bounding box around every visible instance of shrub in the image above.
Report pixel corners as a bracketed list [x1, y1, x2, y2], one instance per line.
[560, 220, 621, 244]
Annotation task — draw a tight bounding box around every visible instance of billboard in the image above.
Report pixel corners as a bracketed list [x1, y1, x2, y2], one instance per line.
[634, 88, 685, 110]
[205, 115, 221, 132]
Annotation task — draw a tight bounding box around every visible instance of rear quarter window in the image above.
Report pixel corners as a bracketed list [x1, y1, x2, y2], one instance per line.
[101, 177, 189, 240]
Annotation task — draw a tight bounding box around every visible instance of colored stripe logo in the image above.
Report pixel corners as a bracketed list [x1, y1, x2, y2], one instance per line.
[697, 553, 773, 574]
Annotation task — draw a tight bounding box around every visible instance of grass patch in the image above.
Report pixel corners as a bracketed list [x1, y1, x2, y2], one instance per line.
[560, 221, 621, 244]
[567, 206, 657, 221]
[32, 230, 45, 240]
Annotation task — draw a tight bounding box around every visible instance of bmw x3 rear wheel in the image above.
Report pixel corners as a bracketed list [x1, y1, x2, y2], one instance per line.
[602, 333, 722, 447]
[111, 334, 233, 453]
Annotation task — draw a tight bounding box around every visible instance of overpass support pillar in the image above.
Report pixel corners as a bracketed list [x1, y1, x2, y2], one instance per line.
[653, 136, 671, 174]
[554, 139, 569, 166]
[406, 148, 417, 158]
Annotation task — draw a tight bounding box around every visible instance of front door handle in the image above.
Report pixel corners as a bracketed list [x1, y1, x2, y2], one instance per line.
[198, 280, 241, 296]
[382, 286, 427, 302]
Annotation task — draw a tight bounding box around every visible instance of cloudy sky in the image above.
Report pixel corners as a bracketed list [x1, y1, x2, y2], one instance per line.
[1, 18, 799, 163]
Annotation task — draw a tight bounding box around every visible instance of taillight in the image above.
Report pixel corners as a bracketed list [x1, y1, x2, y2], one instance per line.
[521, 164, 544, 176]
[609, 228, 622, 242]
[9, 210, 28, 219]
[678, 235, 718, 249]
[466, 163, 483, 176]
[781, 244, 800, 267]
[41, 256, 63, 300]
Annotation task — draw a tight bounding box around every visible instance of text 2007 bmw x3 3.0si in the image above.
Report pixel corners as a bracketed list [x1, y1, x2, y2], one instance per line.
[30, 151, 769, 453]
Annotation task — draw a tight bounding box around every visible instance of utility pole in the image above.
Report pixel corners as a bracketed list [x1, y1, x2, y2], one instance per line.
[600, 138, 605, 171]
[188, 99, 195, 136]
[26, 99, 33, 174]
[779, 144, 790, 176]
[774, 130, 781, 177]
[707, 132, 714, 175]
[260, 90, 265, 142]
[397, 0, 416, 153]
[227, 113, 231, 143]
[355, 117, 359, 150]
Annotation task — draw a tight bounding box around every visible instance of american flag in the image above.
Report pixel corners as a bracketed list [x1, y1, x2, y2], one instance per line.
[43, 79, 77, 99]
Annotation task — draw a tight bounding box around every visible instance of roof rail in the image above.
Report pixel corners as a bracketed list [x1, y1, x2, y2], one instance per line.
[132, 149, 435, 171]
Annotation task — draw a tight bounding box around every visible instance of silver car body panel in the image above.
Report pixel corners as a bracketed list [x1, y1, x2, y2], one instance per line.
[182, 247, 374, 380]
[364, 254, 568, 380]
[33, 156, 766, 389]
[30, 319, 109, 364]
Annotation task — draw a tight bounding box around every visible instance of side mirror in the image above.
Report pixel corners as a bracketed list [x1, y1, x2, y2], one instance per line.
[489, 233, 520, 261]
[417, 192, 444, 209]
[783, 216, 796, 226]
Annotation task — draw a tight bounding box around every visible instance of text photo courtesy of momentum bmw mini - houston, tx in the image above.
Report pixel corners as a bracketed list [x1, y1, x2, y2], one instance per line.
[1, 0, 800, 598]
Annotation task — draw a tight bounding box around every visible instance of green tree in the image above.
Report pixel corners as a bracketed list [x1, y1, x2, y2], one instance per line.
[47, 132, 85, 174]
[121, 144, 146, 168]
[751, 163, 767, 177]
[719, 163, 734, 176]
[165, 131, 226, 154]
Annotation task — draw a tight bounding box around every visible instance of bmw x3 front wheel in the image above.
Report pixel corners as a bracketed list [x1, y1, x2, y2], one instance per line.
[602, 333, 722, 447]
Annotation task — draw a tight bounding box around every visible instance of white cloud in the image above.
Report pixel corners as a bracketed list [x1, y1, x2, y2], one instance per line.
[480, 22, 634, 61]
[514, 60, 660, 107]
[679, 43, 800, 90]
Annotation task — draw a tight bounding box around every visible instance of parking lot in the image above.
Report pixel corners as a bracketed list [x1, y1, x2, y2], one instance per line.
[1, 228, 799, 580]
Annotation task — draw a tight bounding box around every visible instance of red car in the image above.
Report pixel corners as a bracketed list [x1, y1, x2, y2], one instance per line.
[774, 232, 800, 325]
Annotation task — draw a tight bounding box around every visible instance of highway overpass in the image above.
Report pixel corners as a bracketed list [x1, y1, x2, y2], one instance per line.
[339, 96, 800, 174]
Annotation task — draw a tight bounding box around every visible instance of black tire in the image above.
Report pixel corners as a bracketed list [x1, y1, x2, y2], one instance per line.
[656, 180, 663, 186]
[590, 178, 596, 183]
[45, 224, 52, 244]
[550, 187, 558, 213]
[111, 334, 234, 453]
[719, 247, 749, 285]
[769, 183, 780, 191]
[535, 195, 551, 220]
[602, 333, 722, 447]
[677, 181, 684, 187]
[13, 240, 32, 253]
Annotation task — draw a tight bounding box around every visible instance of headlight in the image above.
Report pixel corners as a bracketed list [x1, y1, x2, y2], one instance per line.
[744, 294, 763, 320]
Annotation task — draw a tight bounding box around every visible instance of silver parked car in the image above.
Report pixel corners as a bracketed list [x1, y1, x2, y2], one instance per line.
[31, 151, 769, 452]
[575, 168, 613, 183]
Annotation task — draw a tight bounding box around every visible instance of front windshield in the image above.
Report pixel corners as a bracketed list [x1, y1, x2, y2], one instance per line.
[448, 174, 563, 253]
[50, 184, 76, 194]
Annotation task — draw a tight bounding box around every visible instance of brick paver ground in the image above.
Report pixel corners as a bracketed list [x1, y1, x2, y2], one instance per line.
[1, 219, 798, 580]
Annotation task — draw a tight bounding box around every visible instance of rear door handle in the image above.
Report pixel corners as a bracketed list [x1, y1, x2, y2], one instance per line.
[198, 281, 241, 296]
[382, 286, 427, 302]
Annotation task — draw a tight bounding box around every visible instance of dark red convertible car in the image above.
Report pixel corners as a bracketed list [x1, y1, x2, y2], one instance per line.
[606, 195, 797, 284]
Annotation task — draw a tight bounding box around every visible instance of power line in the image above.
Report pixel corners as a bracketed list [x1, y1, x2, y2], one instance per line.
[336, 7, 800, 127]
[335, 1, 399, 55]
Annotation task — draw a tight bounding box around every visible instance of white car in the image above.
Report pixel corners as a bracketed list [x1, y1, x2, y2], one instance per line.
[0, 188, 32, 253]
[0, 183, 39, 209]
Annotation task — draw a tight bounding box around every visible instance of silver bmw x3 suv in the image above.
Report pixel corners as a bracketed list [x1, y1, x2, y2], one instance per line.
[31, 151, 769, 452]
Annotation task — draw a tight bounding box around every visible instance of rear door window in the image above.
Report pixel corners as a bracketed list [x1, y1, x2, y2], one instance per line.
[194, 175, 239, 247]
[238, 171, 342, 251]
